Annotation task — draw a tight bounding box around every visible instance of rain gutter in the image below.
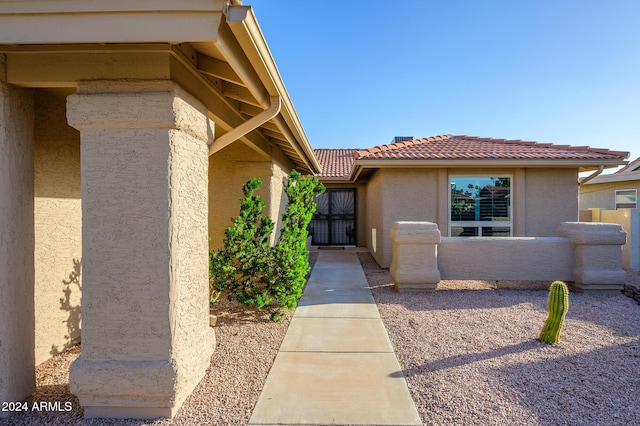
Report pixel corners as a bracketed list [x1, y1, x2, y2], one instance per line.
[578, 165, 604, 185]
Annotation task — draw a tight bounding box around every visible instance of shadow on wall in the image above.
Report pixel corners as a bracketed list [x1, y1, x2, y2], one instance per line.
[50, 258, 81, 358]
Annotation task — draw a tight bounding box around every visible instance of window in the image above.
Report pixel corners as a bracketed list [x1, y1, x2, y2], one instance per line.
[450, 176, 511, 237]
[615, 189, 637, 209]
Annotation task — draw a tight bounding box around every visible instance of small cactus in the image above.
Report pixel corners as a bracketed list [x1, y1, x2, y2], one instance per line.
[539, 280, 569, 344]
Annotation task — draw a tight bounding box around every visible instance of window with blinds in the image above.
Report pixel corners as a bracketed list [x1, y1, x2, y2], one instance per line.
[450, 176, 512, 237]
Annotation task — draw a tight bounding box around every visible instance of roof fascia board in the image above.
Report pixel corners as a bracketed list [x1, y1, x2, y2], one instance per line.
[226, 5, 320, 173]
[0, 1, 226, 14]
[348, 159, 625, 182]
[0, 3, 226, 44]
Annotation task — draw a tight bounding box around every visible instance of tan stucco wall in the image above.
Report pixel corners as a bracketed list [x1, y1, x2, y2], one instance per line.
[0, 80, 36, 414]
[525, 168, 578, 236]
[366, 168, 441, 267]
[208, 141, 294, 250]
[439, 237, 574, 280]
[364, 167, 579, 268]
[33, 90, 82, 365]
[365, 170, 384, 267]
[580, 180, 640, 211]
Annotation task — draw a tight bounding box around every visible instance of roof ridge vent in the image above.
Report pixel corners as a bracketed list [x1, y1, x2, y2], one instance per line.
[391, 136, 414, 144]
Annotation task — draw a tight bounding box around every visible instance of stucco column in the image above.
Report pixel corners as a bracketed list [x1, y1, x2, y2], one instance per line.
[0, 81, 36, 417]
[390, 221, 441, 291]
[67, 81, 215, 419]
[557, 222, 627, 294]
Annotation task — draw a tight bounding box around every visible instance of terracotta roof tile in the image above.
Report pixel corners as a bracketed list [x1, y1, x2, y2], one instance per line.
[314, 148, 360, 178]
[355, 135, 629, 161]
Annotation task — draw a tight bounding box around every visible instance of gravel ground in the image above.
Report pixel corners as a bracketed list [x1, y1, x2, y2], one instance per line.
[1, 253, 319, 426]
[4, 251, 639, 426]
[358, 252, 640, 426]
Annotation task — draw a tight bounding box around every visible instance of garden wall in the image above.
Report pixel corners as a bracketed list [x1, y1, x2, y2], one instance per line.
[391, 221, 627, 294]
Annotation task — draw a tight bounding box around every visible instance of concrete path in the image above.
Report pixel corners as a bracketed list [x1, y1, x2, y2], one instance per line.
[249, 250, 422, 426]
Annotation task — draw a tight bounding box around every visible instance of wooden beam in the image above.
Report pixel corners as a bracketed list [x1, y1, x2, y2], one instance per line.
[198, 54, 243, 85]
[221, 81, 261, 107]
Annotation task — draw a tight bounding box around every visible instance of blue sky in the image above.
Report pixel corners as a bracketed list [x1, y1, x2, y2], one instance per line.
[247, 0, 639, 164]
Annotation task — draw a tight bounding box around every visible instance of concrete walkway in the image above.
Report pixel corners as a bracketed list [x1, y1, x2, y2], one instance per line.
[249, 250, 422, 426]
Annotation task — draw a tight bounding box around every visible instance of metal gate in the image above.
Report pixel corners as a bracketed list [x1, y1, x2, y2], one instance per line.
[309, 189, 356, 245]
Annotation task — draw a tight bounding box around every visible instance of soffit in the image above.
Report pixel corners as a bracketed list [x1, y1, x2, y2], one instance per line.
[0, 0, 319, 174]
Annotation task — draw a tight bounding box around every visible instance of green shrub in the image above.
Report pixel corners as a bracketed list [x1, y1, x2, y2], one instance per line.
[209, 178, 274, 309]
[271, 170, 325, 320]
[209, 171, 325, 321]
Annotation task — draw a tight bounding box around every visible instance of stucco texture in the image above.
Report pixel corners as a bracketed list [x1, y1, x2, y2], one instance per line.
[364, 167, 581, 268]
[0, 81, 36, 415]
[66, 81, 215, 418]
[580, 180, 640, 211]
[208, 140, 294, 250]
[524, 168, 578, 236]
[34, 89, 82, 365]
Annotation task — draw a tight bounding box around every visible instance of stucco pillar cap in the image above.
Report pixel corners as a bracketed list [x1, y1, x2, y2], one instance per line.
[390, 221, 441, 244]
[557, 222, 627, 245]
[66, 81, 214, 144]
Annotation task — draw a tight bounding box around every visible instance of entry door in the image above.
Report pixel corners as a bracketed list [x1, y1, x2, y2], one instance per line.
[310, 189, 356, 245]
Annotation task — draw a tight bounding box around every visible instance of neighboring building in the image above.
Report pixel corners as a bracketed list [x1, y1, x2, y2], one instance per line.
[0, 0, 319, 420]
[314, 135, 629, 268]
[580, 157, 640, 211]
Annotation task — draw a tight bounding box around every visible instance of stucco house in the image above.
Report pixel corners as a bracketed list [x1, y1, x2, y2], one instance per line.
[579, 157, 640, 211]
[1, 0, 319, 420]
[578, 157, 640, 271]
[313, 135, 629, 268]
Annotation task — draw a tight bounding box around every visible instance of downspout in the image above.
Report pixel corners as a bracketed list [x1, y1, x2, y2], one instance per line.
[578, 165, 604, 185]
[208, 95, 281, 156]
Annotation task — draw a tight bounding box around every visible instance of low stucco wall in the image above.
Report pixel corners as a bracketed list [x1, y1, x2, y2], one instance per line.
[390, 221, 626, 294]
[438, 237, 573, 281]
[34, 89, 82, 365]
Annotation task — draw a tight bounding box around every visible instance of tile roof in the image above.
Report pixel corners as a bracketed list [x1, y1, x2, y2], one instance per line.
[356, 135, 629, 161]
[314, 135, 629, 179]
[314, 148, 360, 178]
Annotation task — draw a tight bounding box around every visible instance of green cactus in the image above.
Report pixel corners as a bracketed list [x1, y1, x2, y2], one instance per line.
[539, 280, 569, 344]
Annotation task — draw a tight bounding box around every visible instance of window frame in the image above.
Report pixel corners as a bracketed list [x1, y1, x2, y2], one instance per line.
[615, 189, 637, 209]
[448, 174, 513, 237]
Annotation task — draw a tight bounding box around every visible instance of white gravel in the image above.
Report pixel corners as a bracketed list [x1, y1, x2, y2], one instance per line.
[4, 251, 640, 426]
[358, 252, 640, 426]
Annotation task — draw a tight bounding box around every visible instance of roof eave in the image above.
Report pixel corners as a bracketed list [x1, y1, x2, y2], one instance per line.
[225, 5, 321, 174]
[348, 158, 627, 180]
[583, 170, 640, 185]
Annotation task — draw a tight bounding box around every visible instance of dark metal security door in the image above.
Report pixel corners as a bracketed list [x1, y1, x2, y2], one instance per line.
[309, 189, 356, 245]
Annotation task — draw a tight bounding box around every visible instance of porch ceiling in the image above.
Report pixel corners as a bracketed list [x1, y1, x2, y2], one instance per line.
[0, 0, 320, 174]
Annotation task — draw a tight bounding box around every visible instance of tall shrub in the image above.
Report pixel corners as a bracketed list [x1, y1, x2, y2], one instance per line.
[271, 170, 325, 320]
[209, 171, 324, 322]
[209, 178, 274, 308]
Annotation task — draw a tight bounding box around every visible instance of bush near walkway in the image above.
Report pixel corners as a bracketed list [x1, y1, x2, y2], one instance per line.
[210, 170, 324, 321]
